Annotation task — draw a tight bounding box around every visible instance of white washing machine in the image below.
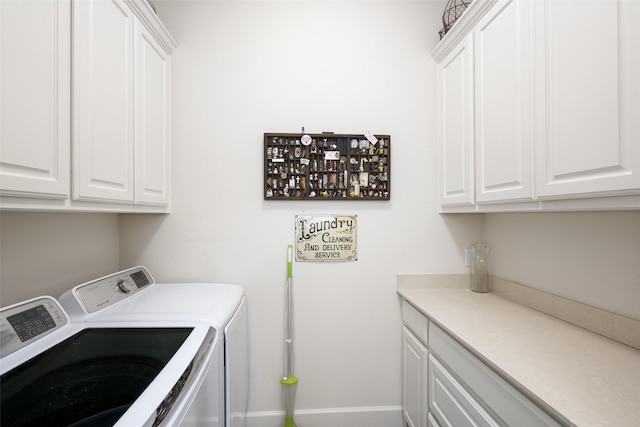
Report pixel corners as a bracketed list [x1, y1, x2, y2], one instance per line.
[0, 296, 222, 427]
[59, 266, 248, 427]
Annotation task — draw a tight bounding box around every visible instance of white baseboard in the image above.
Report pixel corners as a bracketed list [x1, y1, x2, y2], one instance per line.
[246, 405, 403, 427]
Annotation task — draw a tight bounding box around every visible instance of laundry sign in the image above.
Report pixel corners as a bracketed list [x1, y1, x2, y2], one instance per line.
[295, 215, 357, 262]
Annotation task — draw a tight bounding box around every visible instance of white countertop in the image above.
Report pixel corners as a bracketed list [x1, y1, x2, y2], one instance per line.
[398, 287, 640, 427]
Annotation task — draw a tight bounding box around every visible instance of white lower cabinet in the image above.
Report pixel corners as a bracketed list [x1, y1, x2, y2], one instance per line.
[428, 355, 499, 427]
[402, 327, 428, 427]
[402, 300, 429, 427]
[401, 299, 562, 427]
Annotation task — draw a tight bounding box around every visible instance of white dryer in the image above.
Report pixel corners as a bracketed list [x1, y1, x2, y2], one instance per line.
[59, 266, 248, 427]
[1, 296, 222, 427]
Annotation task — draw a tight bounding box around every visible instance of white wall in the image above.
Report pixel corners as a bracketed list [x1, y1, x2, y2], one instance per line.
[119, 0, 481, 419]
[0, 212, 120, 306]
[483, 212, 640, 320]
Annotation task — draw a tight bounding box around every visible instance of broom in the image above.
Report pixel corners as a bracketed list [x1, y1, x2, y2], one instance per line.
[281, 245, 298, 427]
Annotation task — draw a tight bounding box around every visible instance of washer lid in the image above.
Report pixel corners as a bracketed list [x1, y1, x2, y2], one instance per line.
[85, 283, 245, 328]
[1, 324, 217, 427]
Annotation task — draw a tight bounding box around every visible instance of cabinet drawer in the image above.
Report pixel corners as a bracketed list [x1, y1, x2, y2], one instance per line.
[429, 354, 500, 427]
[429, 323, 562, 426]
[402, 299, 428, 344]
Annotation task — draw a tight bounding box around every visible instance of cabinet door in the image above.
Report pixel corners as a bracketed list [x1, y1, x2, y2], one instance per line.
[474, 0, 535, 204]
[402, 327, 428, 427]
[0, 0, 70, 199]
[134, 20, 171, 206]
[73, 0, 135, 203]
[534, 0, 640, 198]
[437, 34, 475, 207]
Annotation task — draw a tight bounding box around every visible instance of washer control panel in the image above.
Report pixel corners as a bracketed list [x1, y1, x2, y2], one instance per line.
[0, 297, 68, 358]
[72, 266, 155, 313]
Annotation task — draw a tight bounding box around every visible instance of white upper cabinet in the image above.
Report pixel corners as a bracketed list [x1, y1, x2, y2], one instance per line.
[436, 34, 475, 208]
[432, 0, 640, 212]
[534, 0, 640, 200]
[134, 19, 171, 206]
[0, 0, 70, 200]
[474, 0, 535, 204]
[1, 0, 175, 212]
[73, 0, 135, 203]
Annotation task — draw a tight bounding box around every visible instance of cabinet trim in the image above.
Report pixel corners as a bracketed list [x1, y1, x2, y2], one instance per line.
[124, 0, 176, 54]
[431, 0, 499, 62]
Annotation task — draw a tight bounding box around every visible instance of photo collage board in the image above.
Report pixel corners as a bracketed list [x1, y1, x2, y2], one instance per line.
[264, 132, 390, 200]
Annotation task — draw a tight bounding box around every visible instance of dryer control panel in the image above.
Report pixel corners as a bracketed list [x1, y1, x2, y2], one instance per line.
[64, 266, 155, 315]
[0, 297, 68, 358]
